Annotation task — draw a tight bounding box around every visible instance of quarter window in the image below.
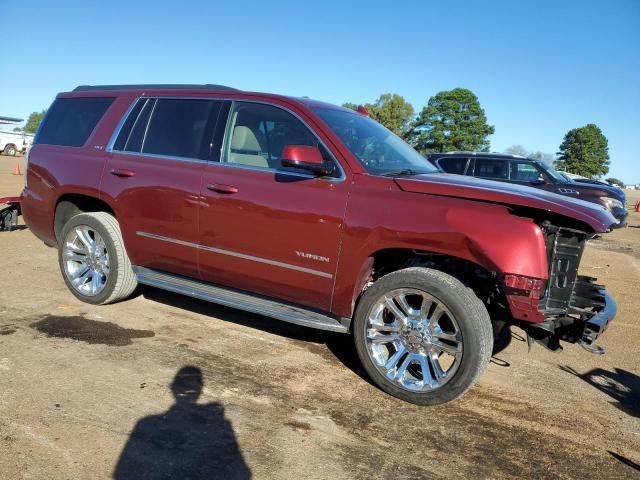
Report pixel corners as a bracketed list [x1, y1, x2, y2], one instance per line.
[473, 158, 508, 180]
[223, 102, 337, 175]
[35, 97, 114, 147]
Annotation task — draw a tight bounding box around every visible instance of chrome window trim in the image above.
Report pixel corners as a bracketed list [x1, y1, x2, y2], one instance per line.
[140, 98, 157, 152]
[105, 98, 141, 152]
[136, 231, 333, 279]
[105, 95, 346, 182]
[105, 149, 208, 165]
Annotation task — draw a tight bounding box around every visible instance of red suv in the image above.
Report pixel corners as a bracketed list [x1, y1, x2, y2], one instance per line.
[22, 85, 617, 405]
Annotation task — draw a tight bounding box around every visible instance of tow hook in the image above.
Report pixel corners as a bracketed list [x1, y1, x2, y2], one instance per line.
[578, 340, 605, 355]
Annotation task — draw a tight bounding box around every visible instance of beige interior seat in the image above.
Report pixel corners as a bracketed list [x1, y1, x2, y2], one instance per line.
[228, 126, 268, 168]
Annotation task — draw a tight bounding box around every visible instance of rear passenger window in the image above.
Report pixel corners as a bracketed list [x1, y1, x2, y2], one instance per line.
[113, 98, 222, 160]
[35, 97, 114, 147]
[438, 157, 468, 175]
[144, 99, 218, 159]
[473, 158, 508, 180]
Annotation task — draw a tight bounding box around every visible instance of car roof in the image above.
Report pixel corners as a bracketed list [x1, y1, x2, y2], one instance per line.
[63, 84, 350, 112]
[72, 84, 239, 92]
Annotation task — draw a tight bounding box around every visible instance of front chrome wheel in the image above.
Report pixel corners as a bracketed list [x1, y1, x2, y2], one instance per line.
[365, 288, 463, 392]
[62, 226, 110, 296]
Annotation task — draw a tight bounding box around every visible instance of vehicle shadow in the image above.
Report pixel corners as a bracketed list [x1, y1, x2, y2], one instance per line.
[113, 365, 251, 480]
[140, 287, 375, 385]
[560, 365, 640, 418]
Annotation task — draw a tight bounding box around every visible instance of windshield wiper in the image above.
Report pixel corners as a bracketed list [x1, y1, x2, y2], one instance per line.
[378, 169, 424, 177]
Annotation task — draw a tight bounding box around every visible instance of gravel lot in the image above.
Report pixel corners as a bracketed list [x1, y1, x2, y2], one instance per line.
[1, 154, 639, 479]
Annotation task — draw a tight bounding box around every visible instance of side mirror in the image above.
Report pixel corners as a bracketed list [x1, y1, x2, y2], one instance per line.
[281, 145, 331, 176]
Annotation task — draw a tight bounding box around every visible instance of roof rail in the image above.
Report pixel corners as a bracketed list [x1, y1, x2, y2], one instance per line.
[444, 151, 528, 159]
[73, 84, 238, 92]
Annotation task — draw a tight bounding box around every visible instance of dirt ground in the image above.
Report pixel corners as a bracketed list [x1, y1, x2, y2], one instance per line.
[1, 153, 639, 479]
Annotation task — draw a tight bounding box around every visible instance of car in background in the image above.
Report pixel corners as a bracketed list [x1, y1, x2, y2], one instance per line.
[428, 152, 627, 228]
[0, 130, 28, 156]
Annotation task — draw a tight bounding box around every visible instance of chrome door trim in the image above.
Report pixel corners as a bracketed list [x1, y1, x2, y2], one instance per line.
[136, 231, 333, 279]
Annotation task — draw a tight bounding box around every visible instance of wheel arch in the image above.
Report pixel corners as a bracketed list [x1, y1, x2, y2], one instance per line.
[54, 193, 115, 244]
[343, 247, 507, 323]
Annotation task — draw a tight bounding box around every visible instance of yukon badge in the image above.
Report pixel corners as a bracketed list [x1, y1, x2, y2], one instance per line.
[296, 251, 330, 263]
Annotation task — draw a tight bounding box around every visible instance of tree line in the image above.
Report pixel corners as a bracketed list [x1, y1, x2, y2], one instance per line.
[17, 88, 612, 180]
[343, 88, 611, 179]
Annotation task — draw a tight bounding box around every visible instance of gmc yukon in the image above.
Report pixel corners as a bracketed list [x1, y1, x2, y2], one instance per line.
[21, 85, 617, 405]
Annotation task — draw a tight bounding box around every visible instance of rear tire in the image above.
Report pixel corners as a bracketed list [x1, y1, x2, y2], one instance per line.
[353, 267, 493, 405]
[58, 212, 137, 305]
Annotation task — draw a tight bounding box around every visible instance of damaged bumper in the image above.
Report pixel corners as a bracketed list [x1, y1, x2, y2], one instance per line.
[570, 277, 617, 347]
[528, 276, 617, 353]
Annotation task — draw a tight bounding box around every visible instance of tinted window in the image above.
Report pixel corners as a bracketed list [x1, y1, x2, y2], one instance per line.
[116, 99, 220, 158]
[473, 158, 508, 180]
[511, 161, 543, 183]
[224, 102, 337, 175]
[438, 157, 468, 175]
[36, 97, 114, 147]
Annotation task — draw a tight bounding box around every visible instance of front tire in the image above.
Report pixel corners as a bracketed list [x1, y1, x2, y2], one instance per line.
[58, 212, 137, 305]
[353, 267, 493, 405]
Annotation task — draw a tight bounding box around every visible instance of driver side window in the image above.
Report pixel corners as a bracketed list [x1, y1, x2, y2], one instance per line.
[223, 102, 336, 175]
[511, 161, 544, 183]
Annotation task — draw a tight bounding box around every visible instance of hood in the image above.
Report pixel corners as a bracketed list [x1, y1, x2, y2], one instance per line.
[395, 173, 616, 233]
[567, 180, 626, 203]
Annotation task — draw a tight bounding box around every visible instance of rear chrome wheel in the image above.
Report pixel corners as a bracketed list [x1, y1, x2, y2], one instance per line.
[365, 288, 462, 392]
[62, 226, 110, 296]
[58, 212, 137, 305]
[353, 267, 493, 405]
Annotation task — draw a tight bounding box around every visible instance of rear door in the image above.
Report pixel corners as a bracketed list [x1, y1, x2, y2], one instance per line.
[198, 101, 349, 311]
[102, 97, 224, 278]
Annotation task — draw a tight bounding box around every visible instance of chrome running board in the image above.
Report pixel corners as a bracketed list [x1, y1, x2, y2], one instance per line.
[133, 266, 349, 333]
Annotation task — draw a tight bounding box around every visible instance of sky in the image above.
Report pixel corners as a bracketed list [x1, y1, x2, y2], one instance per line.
[1, 0, 638, 183]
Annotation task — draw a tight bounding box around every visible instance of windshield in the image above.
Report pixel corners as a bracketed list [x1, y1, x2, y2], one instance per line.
[313, 107, 438, 175]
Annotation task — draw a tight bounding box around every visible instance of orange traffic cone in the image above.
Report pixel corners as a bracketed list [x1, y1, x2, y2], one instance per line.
[12, 163, 22, 176]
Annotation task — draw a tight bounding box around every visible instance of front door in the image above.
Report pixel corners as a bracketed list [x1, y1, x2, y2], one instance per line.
[198, 101, 350, 311]
[509, 160, 559, 194]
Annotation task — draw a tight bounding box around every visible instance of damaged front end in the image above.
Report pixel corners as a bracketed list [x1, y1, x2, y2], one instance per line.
[524, 224, 617, 354]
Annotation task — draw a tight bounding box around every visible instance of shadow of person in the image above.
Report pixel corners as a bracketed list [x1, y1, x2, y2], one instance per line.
[560, 365, 640, 418]
[113, 366, 251, 479]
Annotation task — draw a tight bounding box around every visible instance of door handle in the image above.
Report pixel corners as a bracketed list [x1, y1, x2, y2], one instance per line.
[207, 183, 239, 194]
[110, 168, 135, 178]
